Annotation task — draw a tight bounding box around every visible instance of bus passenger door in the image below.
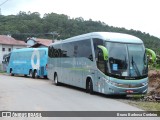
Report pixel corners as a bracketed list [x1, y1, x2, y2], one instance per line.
[96, 47, 108, 93]
[97, 50, 105, 73]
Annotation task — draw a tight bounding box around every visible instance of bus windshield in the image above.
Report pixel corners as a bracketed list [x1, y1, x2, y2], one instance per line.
[106, 42, 148, 79]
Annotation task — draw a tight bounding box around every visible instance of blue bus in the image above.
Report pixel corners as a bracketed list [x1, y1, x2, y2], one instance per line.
[47, 32, 150, 95]
[7, 48, 48, 78]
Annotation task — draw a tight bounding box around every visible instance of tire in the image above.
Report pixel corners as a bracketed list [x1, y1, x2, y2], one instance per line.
[89, 80, 94, 94]
[44, 75, 48, 79]
[10, 69, 14, 76]
[54, 74, 59, 86]
[24, 74, 27, 77]
[86, 81, 90, 93]
[86, 79, 94, 94]
[32, 70, 38, 79]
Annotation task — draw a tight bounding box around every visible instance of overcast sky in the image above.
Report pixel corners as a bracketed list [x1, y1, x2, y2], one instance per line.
[0, 0, 160, 38]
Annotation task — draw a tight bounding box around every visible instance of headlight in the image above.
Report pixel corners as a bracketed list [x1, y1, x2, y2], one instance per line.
[110, 81, 120, 86]
[101, 77, 110, 83]
[141, 82, 148, 86]
[102, 77, 124, 87]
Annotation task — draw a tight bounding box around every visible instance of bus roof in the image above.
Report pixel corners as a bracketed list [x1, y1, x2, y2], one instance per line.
[51, 32, 143, 45]
[11, 48, 48, 53]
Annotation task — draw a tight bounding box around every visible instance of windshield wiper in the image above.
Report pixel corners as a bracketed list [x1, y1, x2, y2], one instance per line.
[131, 56, 141, 76]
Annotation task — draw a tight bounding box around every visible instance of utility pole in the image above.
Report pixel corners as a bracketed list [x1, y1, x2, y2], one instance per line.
[46, 31, 60, 42]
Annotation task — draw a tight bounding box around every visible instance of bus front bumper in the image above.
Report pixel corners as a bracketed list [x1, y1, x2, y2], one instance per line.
[106, 84, 148, 95]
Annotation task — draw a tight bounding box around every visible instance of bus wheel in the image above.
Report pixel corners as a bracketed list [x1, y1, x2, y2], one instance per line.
[10, 69, 14, 76]
[44, 75, 48, 79]
[54, 74, 59, 86]
[86, 79, 94, 94]
[24, 74, 27, 77]
[33, 70, 38, 79]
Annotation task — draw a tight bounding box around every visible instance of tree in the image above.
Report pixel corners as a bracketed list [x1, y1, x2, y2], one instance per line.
[0, 11, 160, 56]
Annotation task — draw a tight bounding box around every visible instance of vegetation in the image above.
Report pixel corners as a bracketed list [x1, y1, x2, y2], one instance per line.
[127, 101, 160, 111]
[119, 94, 160, 111]
[0, 11, 160, 55]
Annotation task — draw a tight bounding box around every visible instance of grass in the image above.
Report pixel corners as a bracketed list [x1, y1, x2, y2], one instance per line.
[0, 70, 6, 74]
[120, 95, 160, 111]
[127, 101, 160, 111]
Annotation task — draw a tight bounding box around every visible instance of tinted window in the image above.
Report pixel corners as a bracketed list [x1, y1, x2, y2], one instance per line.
[75, 40, 92, 60]
[61, 43, 74, 57]
[61, 39, 92, 60]
[49, 40, 93, 60]
[48, 44, 62, 58]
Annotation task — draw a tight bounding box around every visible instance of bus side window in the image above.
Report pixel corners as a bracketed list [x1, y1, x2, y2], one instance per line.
[93, 38, 104, 58]
[62, 43, 73, 57]
[72, 39, 93, 61]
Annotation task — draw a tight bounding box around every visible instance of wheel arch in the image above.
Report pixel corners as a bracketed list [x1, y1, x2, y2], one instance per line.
[86, 75, 93, 82]
[86, 75, 94, 89]
[54, 72, 57, 79]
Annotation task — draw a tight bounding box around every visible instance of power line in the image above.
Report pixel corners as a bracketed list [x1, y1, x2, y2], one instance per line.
[0, 0, 9, 15]
[0, 0, 9, 7]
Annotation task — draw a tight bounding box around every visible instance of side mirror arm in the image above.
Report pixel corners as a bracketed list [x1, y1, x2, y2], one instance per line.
[97, 45, 108, 60]
[146, 48, 156, 63]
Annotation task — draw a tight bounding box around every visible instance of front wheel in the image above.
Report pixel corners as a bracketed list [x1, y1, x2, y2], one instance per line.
[86, 79, 94, 94]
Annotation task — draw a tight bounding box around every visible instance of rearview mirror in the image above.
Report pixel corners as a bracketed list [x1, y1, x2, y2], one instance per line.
[97, 45, 108, 60]
[146, 48, 156, 63]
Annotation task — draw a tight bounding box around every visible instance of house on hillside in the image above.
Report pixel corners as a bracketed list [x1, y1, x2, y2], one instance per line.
[0, 35, 27, 71]
[26, 37, 53, 48]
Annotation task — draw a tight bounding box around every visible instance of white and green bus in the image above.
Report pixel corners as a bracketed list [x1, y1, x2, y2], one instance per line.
[48, 32, 149, 95]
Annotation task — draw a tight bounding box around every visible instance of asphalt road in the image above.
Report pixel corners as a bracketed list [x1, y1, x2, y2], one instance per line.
[0, 74, 159, 120]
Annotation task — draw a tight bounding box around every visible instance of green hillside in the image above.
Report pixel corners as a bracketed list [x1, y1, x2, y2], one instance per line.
[0, 11, 160, 55]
